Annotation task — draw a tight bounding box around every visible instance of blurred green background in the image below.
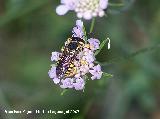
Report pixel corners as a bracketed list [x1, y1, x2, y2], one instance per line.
[0, 0, 160, 119]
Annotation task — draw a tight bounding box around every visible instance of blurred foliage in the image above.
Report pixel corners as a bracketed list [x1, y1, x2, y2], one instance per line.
[0, 0, 160, 119]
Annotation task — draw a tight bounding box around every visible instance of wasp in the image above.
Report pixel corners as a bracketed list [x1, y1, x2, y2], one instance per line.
[56, 37, 85, 78]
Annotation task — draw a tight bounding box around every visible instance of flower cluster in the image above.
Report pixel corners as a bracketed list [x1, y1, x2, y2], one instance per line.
[56, 0, 108, 20]
[48, 20, 103, 90]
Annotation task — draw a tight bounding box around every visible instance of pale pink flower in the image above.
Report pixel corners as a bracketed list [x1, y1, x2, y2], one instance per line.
[51, 52, 60, 61]
[56, 0, 76, 15]
[72, 20, 84, 38]
[73, 77, 85, 90]
[56, 0, 109, 20]
[53, 78, 60, 84]
[83, 50, 95, 63]
[48, 20, 105, 91]
[89, 64, 103, 80]
[88, 38, 100, 51]
[48, 66, 57, 79]
[60, 78, 74, 88]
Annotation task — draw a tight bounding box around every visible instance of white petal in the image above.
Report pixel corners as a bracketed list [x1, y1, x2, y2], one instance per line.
[97, 72, 103, 79]
[83, 11, 92, 20]
[61, 0, 76, 10]
[75, 73, 80, 78]
[53, 78, 60, 84]
[76, 19, 83, 27]
[91, 76, 96, 80]
[92, 12, 97, 17]
[77, 13, 83, 18]
[61, 0, 68, 4]
[99, 11, 105, 17]
[99, 0, 108, 9]
[60, 84, 67, 89]
[56, 5, 69, 15]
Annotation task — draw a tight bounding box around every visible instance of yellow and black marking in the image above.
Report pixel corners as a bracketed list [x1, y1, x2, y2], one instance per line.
[64, 63, 77, 78]
[56, 37, 85, 78]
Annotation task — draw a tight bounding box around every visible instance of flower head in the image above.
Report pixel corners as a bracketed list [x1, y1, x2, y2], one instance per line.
[60, 78, 74, 89]
[73, 77, 85, 90]
[56, 0, 76, 15]
[82, 49, 95, 63]
[53, 78, 60, 84]
[51, 52, 61, 61]
[48, 66, 57, 79]
[89, 64, 103, 80]
[56, 0, 109, 20]
[48, 20, 104, 91]
[88, 38, 100, 51]
[72, 20, 84, 38]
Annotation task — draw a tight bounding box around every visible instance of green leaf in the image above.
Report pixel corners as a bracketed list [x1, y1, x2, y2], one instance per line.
[102, 72, 113, 79]
[89, 18, 96, 33]
[95, 38, 109, 56]
[83, 25, 88, 42]
[60, 89, 67, 96]
[108, 2, 124, 7]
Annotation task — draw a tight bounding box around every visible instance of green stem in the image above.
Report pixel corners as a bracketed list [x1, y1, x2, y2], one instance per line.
[60, 89, 67, 96]
[108, 2, 124, 7]
[99, 43, 160, 66]
[90, 18, 96, 33]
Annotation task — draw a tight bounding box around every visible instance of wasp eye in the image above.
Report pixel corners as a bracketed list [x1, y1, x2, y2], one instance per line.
[68, 42, 78, 50]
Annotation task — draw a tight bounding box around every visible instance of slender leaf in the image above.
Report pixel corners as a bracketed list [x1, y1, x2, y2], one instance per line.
[102, 72, 113, 79]
[60, 89, 67, 96]
[95, 38, 109, 56]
